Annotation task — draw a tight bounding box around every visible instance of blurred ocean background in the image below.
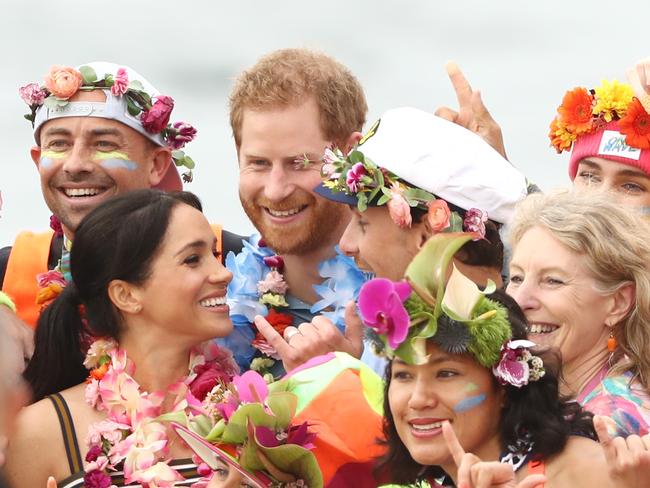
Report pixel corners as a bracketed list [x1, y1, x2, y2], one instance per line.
[2, 0, 649, 243]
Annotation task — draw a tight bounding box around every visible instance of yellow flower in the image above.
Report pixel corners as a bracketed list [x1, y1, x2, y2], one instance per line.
[260, 292, 289, 308]
[593, 79, 634, 121]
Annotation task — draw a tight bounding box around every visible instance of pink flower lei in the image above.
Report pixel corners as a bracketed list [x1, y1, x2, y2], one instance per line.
[82, 338, 239, 487]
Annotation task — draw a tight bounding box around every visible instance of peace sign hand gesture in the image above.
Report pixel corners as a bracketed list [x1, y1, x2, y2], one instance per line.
[594, 415, 650, 488]
[442, 422, 546, 488]
[435, 62, 508, 160]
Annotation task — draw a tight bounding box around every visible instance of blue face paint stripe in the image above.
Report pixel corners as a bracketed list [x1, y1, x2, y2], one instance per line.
[453, 393, 486, 413]
[99, 159, 138, 171]
[40, 158, 54, 168]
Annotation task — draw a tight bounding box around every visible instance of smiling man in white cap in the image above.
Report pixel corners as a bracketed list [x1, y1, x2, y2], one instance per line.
[0, 62, 242, 360]
[315, 106, 528, 287]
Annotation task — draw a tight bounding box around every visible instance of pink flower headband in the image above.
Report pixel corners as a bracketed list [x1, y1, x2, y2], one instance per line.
[318, 147, 490, 240]
[20, 65, 197, 182]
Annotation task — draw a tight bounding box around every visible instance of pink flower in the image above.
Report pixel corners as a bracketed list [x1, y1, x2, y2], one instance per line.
[427, 199, 451, 232]
[463, 208, 488, 240]
[257, 270, 288, 295]
[322, 147, 338, 165]
[19, 82, 47, 106]
[50, 214, 63, 237]
[196, 462, 212, 476]
[111, 67, 129, 96]
[346, 162, 366, 192]
[167, 121, 197, 149]
[251, 338, 281, 360]
[37, 269, 66, 288]
[85, 379, 101, 409]
[83, 469, 112, 488]
[233, 370, 269, 404]
[44, 65, 83, 100]
[86, 420, 129, 447]
[358, 278, 412, 350]
[387, 184, 412, 228]
[189, 363, 228, 401]
[140, 95, 174, 133]
[83, 338, 118, 369]
[85, 455, 110, 472]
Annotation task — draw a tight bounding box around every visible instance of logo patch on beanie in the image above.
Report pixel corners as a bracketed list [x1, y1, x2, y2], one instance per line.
[598, 130, 641, 160]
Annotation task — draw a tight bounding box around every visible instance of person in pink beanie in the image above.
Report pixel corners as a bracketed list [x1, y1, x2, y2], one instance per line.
[549, 79, 650, 208]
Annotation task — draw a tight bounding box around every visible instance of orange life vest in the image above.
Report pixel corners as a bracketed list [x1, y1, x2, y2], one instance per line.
[3, 230, 55, 329]
[2, 225, 223, 330]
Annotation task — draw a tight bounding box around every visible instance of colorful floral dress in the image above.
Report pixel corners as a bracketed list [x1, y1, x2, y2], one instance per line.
[579, 368, 650, 437]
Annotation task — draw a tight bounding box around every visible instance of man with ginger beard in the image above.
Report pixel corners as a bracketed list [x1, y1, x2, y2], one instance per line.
[222, 48, 371, 376]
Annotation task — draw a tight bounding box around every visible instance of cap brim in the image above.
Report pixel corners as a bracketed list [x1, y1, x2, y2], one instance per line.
[313, 183, 359, 205]
[171, 423, 270, 487]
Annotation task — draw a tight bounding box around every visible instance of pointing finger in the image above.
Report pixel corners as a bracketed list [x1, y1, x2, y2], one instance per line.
[442, 420, 466, 467]
[445, 61, 473, 109]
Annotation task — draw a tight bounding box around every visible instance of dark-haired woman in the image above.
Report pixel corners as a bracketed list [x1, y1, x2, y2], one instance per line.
[5, 190, 237, 487]
[362, 234, 613, 487]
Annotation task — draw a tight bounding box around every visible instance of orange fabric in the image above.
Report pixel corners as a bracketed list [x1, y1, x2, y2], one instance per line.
[210, 224, 222, 257]
[293, 369, 385, 485]
[527, 459, 545, 488]
[3, 230, 55, 329]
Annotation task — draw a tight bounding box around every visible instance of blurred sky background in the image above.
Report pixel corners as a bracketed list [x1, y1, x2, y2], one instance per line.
[2, 0, 650, 243]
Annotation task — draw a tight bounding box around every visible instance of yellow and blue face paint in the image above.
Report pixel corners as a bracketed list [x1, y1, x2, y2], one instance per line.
[94, 151, 138, 171]
[40, 150, 67, 168]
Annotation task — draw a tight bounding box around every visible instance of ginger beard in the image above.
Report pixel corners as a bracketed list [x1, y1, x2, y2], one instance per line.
[240, 188, 349, 255]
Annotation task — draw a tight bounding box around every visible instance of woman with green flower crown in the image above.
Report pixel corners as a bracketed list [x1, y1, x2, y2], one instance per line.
[6, 190, 240, 487]
[364, 233, 615, 487]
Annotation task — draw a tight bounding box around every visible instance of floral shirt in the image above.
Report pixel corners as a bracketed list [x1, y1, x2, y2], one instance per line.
[580, 370, 650, 437]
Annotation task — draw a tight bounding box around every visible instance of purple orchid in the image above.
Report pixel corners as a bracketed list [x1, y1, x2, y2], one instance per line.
[357, 278, 412, 349]
[255, 422, 316, 450]
[463, 208, 488, 241]
[492, 340, 535, 388]
[345, 162, 366, 192]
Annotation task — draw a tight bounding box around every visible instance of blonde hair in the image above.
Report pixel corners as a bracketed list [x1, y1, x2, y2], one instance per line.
[229, 48, 367, 147]
[508, 190, 650, 390]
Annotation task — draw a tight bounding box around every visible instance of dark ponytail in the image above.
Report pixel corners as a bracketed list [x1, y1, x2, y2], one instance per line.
[24, 284, 87, 401]
[24, 189, 203, 402]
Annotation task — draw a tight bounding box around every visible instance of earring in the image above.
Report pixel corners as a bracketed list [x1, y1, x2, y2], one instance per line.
[607, 328, 617, 353]
[133, 305, 142, 314]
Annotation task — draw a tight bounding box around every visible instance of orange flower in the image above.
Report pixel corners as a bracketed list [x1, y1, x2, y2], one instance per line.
[558, 87, 594, 134]
[89, 361, 111, 381]
[44, 65, 83, 100]
[36, 282, 64, 306]
[618, 98, 650, 149]
[548, 117, 576, 153]
[427, 199, 451, 232]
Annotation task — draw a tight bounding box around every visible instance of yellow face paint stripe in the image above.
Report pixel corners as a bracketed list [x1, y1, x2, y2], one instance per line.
[40, 150, 67, 159]
[93, 151, 130, 160]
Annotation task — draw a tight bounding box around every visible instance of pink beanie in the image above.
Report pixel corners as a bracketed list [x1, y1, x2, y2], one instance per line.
[568, 120, 650, 180]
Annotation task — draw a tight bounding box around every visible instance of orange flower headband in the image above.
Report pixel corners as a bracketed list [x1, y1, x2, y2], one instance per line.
[549, 79, 650, 153]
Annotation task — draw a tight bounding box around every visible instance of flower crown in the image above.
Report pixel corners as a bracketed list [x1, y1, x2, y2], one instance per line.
[161, 370, 322, 487]
[20, 65, 197, 182]
[358, 232, 544, 387]
[319, 147, 489, 239]
[549, 79, 650, 153]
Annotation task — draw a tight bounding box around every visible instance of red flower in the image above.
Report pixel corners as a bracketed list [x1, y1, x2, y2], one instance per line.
[558, 87, 594, 134]
[85, 445, 103, 462]
[50, 214, 63, 237]
[619, 98, 650, 149]
[190, 363, 228, 401]
[140, 95, 174, 133]
[265, 309, 293, 336]
[83, 469, 112, 488]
